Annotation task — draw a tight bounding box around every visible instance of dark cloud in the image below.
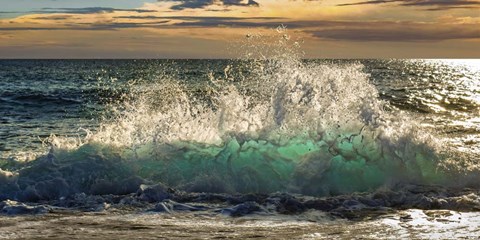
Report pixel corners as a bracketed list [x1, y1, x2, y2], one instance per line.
[337, 0, 480, 10]
[0, 21, 171, 31]
[172, 19, 286, 27]
[222, 0, 259, 7]
[87, 21, 171, 30]
[401, 0, 480, 7]
[168, 0, 215, 10]
[0, 27, 61, 31]
[307, 21, 480, 41]
[113, 16, 287, 28]
[106, 17, 280, 29]
[338, 0, 394, 6]
[33, 15, 73, 21]
[114, 16, 284, 20]
[37, 7, 156, 14]
[424, 5, 480, 10]
[0, 11, 22, 17]
[0, 20, 171, 32]
[157, 0, 259, 10]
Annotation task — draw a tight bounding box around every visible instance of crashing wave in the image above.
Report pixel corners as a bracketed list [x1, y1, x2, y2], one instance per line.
[0, 30, 478, 209]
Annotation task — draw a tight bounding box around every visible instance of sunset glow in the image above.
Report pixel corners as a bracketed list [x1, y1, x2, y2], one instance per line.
[0, 0, 479, 58]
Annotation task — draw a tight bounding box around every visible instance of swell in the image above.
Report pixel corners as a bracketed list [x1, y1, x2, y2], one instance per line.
[0, 93, 82, 106]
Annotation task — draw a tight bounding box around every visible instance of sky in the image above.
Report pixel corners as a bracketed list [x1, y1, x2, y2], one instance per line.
[0, 0, 479, 58]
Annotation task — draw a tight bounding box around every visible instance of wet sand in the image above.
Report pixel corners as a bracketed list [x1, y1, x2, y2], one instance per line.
[1, 209, 479, 239]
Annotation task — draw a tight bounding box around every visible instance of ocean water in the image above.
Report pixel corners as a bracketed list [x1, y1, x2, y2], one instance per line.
[1, 55, 480, 238]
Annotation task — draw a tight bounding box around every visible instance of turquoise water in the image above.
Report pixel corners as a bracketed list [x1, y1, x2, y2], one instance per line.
[1, 57, 479, 201]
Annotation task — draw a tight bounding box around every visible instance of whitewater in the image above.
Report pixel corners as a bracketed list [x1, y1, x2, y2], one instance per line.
[1, 31, 480, 239]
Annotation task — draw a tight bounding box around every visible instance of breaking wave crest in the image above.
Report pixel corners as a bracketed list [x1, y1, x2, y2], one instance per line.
[1, 30, 478, 203]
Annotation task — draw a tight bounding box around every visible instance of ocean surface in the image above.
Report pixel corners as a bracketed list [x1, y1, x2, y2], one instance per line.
[1, 57, 480, 239]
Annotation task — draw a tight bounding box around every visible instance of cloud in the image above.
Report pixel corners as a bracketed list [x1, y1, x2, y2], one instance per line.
[0, 11, 22, 18]
[112, 15, 287, 28]
[222, 0, 259, 7]
[157, 0, 259, 10]
[32, 15, 73, 21]
[114, 16, 284, 20]
[0, 22, 170, 31]
[306, 21, 480, 41]
[0, 27, 75, 31]
[111, 17, 284, 29]
[2, 13, 479, 43]
[171, 19, 286, 27]
[37, 7, 156, 14]
[163, 0, 214, 10]
[87, 21, 171, 30]
[337, 0, 480, 10]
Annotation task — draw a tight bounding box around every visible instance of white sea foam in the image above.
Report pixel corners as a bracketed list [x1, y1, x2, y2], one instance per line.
[4, 29, 476, 198]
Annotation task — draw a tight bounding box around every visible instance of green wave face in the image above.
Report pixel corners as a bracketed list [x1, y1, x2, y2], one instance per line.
[18, 56, 452, 198]
[0, 48, 462, 199]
